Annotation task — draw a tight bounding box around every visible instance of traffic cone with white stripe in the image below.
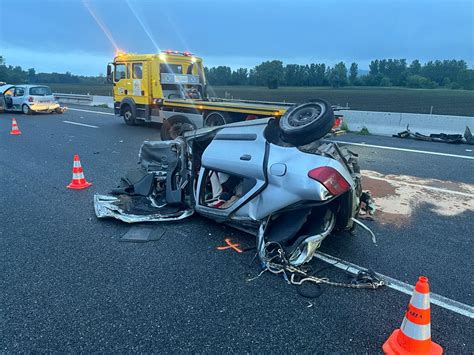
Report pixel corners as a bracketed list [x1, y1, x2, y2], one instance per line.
[383, 276, 443, 355]
[10, 118, 21, 135]
[67, 155, 92, 190]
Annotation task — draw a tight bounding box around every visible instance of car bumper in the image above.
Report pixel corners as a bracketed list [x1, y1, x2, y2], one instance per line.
[30, 103, 60, 112]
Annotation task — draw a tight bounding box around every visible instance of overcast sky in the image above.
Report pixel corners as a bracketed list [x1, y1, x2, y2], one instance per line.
[0, 0, 473, 75]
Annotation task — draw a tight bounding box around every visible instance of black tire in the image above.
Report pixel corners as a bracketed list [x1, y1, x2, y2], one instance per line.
[204, 111, 231, 127]
[122, 105, 136, 125]
[160, 115, 196, 141]
[22, 104, 32, 115]
[279, 99, 334, 146]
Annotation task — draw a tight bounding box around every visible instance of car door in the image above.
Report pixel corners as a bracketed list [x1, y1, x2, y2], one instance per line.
[0, 85, 15, 111]
[194, 122, 268, 220]
[12, 86, 26, 111]
[113, 62, 132, 103]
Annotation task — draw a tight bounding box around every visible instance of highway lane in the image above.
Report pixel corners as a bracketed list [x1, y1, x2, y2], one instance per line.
[0, 109, 472, 352]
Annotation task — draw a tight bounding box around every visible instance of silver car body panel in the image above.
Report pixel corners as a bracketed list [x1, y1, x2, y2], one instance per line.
[94, 194, 194, 223]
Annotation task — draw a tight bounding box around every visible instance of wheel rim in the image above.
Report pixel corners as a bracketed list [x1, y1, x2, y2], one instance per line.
[124, 111, 132, 120]
[205, 113, 225, 127]
[169, 123, 182, 139]
[23, 105, 29, 114]
[287, 103, 325, 127]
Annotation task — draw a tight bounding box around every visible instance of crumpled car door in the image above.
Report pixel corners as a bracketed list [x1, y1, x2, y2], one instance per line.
[194, 122, 268, 221]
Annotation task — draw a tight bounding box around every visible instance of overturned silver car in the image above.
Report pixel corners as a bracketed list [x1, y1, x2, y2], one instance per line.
[95, 100, 367, 266]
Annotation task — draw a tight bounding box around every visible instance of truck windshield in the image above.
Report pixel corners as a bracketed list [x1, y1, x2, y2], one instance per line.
[29, 86, 52, 96]
[160, 64, 182, 74]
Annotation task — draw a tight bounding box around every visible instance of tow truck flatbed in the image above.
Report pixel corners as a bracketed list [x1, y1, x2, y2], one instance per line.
[161, 98, 292, 116]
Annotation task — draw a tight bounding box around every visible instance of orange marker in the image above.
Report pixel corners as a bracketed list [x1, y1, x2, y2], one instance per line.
[217, 238, 243, 253]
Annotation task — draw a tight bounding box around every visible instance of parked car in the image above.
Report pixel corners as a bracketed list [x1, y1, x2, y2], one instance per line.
[0, 84, 65, 114]
[94, 100, 368, 266]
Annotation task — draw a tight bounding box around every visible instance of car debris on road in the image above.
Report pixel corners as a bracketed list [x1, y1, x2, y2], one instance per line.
[393, 125, 474, 145]
[95, 100, 378, 270]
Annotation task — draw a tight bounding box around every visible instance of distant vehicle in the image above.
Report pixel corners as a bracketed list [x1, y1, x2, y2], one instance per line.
[0, 84, 64, 114]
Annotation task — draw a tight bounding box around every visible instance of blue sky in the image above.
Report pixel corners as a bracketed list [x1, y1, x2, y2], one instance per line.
[0, 0, 473, 75]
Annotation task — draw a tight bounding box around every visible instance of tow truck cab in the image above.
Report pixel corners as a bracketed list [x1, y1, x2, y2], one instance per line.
[107, 50, 207, 121]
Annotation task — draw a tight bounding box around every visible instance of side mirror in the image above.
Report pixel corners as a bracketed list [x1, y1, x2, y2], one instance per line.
[106, 64, 112, 83]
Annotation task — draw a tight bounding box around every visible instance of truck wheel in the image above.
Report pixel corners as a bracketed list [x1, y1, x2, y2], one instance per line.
[22, 104, 32, 115]
[161, 115, 196, 141]
[279, 99, 334, 146]
[122, 105, 136, 125]
[204, 111, 231, 127]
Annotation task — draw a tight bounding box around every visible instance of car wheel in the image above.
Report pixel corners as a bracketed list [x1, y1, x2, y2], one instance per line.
[55, 107, 63, 114]
[204, 111, 231, 127]
[161, 115, 196, 140]
[279, 99, 334, 146]
[122, 105, 136, 125]
[22, 104, 32, 115]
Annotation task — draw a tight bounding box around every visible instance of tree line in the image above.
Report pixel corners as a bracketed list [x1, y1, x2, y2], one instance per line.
[205, 59, 474, 90]
[0, 55, 105, 85]
[1, 54, 472, 90]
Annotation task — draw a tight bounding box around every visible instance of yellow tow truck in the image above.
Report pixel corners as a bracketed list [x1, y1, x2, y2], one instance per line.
[106, 50, 292, 139]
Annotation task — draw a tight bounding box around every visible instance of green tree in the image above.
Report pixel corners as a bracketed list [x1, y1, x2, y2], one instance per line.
[457, 69, 474, 90]
[409, 60, 421, 75]
[230, 68, 248, 85]
[379, 77, 392, 87]
[349, 62, 358, 85]
[328, 62, 348, 88]
[27, 68, 36, 83]
[254, 60, 284, 89]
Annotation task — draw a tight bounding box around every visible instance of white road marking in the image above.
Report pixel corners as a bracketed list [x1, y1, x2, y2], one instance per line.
[315, 252, 474, 319]
[366, 174, 474, 198]
[63, 121, 99, 129]
[333, 141, 474, 160]
[68, 108, 114, 116]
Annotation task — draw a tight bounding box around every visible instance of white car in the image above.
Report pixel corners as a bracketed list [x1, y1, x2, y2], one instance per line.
[0, 84, 64, 114]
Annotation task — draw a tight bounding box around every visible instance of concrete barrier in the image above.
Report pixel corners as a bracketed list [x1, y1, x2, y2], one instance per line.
[91, 95, 114, 108]
[340, 110, 474, 136]
[54, 93, 114, 108]
[54, 93, 92, 105]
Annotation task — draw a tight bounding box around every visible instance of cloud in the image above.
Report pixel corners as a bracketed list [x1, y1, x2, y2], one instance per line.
[1, 0, 472, 75]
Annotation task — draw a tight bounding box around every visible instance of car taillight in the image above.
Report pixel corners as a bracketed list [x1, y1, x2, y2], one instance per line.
[308, 167, 350, 196]
[28, 97, 34, 102]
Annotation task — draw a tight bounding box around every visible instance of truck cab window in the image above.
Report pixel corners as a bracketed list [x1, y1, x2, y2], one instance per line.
[160, 64, 182, 74]
[132, 63, 143, 79]
[114, 64, 127, 81]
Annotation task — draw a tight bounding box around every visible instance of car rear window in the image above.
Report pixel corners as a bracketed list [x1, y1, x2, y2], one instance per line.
[29, 86, 52, 96]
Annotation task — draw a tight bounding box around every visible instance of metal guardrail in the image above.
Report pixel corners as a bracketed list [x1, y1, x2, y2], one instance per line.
[53, 93, 93, 103]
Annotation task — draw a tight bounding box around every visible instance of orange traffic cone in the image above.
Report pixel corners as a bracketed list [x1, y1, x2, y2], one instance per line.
[10, 118, 21, 135]
[383, 276, 443, 355]
[67, 155, 92, 190]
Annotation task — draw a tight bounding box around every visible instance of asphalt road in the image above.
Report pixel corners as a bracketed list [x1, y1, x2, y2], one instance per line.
[1, 107, 472, 353]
